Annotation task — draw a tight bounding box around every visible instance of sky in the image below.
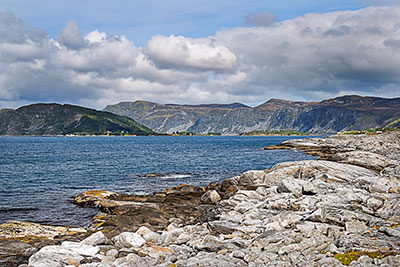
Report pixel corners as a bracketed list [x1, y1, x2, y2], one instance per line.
[0, 0, 400, 109]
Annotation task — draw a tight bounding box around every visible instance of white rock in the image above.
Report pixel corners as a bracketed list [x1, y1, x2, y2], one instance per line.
[255, 186, 269, 196]
[296, 222, 316, 234]
[379, 227, 400, 238]
[235, 190, 263, 201]
[159, 228, 184, 246]
[176, 232, 192, 245]
[29, 245, 84, 267]
[112, 253, 148, 267]
[277, 179, 304, 197]
[28, 257, 63, 267]
[100, 255, 116, 265]
[165, 222, 179, 231]
[106, 248, 119, 257]
[366, 197, 384, 210]
[143, 231, 160, 243]
[306, 208, 326, 223]
[263, 221, 284, 231]
[135, 226, 160, 243]
[238, 170, 266, 185]
[345, 220, 369, 233]
[200, 190, 221, 204]
[61, 241, 100, 257]
[112, 232, 146, 249]
[80, 263, 110, 267]
[81, 231, 108, 246]
[135, 226, 153, 236]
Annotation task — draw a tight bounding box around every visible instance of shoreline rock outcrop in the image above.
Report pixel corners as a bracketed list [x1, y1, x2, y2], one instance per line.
[2, 131, 400, 266]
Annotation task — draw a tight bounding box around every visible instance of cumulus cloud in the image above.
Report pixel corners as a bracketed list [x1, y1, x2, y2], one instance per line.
[85, 30, 107, 44]
[1, 6, 400, 110]
[245, 10, 277, 27]
[145, 35, 237, 71]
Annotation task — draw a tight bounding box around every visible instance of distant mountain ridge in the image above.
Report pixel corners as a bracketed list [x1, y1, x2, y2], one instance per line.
[165, 103, 250, 109]
[0, 103, 155, 136]
[104, 95, 400, 134]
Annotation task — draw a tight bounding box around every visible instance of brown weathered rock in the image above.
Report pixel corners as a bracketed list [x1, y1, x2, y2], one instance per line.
[0, 239, 37, 267]
[0, 221, 88, 267]
[0, 221, 86, 239]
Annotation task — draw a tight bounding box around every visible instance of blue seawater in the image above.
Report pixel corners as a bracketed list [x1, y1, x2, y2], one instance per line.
[0, 136, 316, 227]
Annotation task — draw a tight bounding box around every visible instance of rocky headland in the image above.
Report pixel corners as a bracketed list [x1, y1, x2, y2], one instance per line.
[1, 131, 400, 266]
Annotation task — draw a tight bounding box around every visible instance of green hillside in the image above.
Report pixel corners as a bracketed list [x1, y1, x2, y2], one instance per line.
[0, 103, 155, 136]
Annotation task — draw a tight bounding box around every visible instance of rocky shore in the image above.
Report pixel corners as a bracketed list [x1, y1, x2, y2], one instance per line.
[1, 131, 400, 266]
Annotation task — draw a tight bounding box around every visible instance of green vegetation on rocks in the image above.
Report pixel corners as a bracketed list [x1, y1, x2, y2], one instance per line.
[240, 130, 309, 136]
[339, 127, 398, 135]
[0, 103, 155, 136]
[334, 250, 398, 265]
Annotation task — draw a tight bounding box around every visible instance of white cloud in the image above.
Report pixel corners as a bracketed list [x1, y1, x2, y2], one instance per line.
[85, 30, 107, 44]
[145, 35, 237, 71]
[1, 6, 400, 110]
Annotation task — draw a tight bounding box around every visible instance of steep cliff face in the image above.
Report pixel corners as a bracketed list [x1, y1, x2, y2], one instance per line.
[104, 95, 400, 134]
[0, 103, 155, 135]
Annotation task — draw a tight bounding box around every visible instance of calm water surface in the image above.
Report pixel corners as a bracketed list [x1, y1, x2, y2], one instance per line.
[0, 136, 316, 226]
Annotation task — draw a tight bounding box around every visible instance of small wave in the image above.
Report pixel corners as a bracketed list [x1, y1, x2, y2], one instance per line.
[133, 173, 191, 179]
[160, 174, 191, 179]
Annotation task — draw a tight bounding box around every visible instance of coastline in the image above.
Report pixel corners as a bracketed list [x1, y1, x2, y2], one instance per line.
[1, 131, 400, 266]
[0, 134, 313, 137]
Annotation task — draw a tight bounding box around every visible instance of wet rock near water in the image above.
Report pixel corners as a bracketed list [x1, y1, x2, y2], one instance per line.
[73, 181, 245, 237]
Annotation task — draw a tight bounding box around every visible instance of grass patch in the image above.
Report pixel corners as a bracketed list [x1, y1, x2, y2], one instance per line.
[339, 127, 398, 135]
[334, 250, 398, 265]
[240, 130, 310, 136]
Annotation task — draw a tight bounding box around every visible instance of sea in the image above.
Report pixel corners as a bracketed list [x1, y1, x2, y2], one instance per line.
[0, 136, 317, 227]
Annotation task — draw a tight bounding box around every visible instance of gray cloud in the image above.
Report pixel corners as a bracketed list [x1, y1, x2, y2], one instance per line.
[1, 6, 400, 110]
[60, 20, 85, 49]
[384, 39, 400, 50]
[245, 11, 277, 27]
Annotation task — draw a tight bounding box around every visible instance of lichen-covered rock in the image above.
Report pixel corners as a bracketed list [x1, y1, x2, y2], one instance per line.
[0, 220, 86, 239]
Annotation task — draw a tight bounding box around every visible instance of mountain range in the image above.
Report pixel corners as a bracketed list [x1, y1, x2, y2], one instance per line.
[0, 95, 398, 136]
[104, 95, 400, 134]
[0, 103, 155, 136]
